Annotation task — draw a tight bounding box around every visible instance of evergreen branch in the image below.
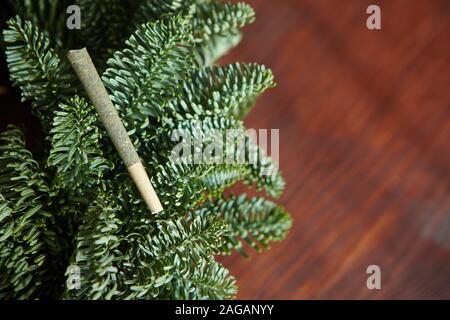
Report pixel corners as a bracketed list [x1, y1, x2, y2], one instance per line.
[64, 192, 123, 300]
[0, 0, 291, 300]
[191, 2, 255, 66]
[0, 126, 57, 299]
[191, 2, 255, 43]
[152, 158, 208, 215]
[133, 0, 196, 25]
[202, 149, 285, 198]
[12, 0, 74, 48]
[133, 1, 254, 66]
[245, 138, 285, 198]
[168, 63, 276, 120]
[47, 96, 113, 193]
[165, 260, 237, 300]
[193, 32, 242, 67]
[75, 0, 132, 69]
[195, 195, 292, 256]
[156, 116, 243, 151]
[3, 16, 76, 128]
[148, 116, 248, 196]
[202, 165, 250, 196]
[123, 215, 228, 298]
[156, 116, 284, 197]
[148, 216, 227, 273]
[103, 15, 194, 139]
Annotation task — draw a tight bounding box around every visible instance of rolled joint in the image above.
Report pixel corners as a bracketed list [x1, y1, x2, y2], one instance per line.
[127, 162, 164, 214]
[68, 48, 163, 214]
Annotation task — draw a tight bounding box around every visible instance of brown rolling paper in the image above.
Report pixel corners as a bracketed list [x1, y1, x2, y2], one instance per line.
[68, 48, 163, 214]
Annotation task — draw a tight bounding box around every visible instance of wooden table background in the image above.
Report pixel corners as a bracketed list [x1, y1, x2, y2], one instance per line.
[217, 0, 450, 299]
[0, 0, 449, 300]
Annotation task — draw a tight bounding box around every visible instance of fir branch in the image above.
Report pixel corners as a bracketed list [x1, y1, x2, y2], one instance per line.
[148, 116, 248, 197]
[195, 195, 292, 256]
[191, 2, 255, 43]
[75, 0, 132, 69]
[165, 260, 237, 300]
[123, 215, 228, 299]
[155, 116, 284, 197]
[0, 0, 292, 300]
[202, 165, 250, 196]
[12, 0, 74, 48]
[0, 126, 57, 299]
[133, 0, 196, 25]
[194, 32, 242, 67]
[3, 16, 76, 129]
[152, 158, 208, 215]
[168, 63, 276, 120]
[245, 138, 285, 198]
[64, 192, 123, 300]
[133, 1, 254, 66]
[47, 96, 113, 193]
[147, 216, 227, 274]
[103, 15, 194, 139]
[191, 2, 255, 66]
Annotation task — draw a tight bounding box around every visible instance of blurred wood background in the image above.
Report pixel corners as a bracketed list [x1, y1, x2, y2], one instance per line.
[218, 0, 450, 299]
[1, 0, 449, 300]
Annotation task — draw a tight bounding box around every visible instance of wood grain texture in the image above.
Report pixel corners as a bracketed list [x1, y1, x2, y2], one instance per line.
[218, 0, 450, 299]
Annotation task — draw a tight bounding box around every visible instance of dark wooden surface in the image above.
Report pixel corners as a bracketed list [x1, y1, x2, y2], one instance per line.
[218, 0, 450, 299]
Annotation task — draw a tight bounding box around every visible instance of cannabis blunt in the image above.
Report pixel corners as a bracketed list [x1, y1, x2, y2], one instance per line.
[67, 48, 163, 214]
